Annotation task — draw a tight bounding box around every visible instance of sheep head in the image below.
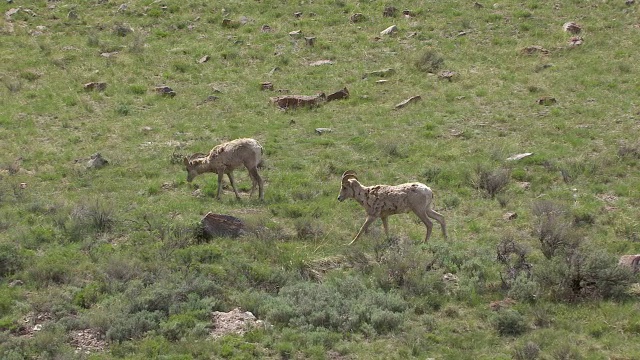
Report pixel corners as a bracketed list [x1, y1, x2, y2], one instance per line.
[184, 153, 207, 182]
[338, 170, 358, 202]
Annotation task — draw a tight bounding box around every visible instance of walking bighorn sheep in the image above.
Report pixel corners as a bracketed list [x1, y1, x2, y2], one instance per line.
[338, 171, 447, 245]
[183, 138, 265, 200]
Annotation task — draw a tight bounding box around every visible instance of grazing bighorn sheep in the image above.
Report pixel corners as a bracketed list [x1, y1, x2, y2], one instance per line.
[183, 138, 264, 200]
[338, 170, 447, 245]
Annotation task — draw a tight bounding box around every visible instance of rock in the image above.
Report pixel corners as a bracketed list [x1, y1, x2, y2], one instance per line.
[87, 153, 108, 169]
[402, 9, 413, 18]
[506, 153, 533, 161]
[439, 70, 457, 81]
[521, 45, 550, 55]
[380, 25, 398, 36]
[260, 82, 274, 91]
[201, 212, 246, 238]
[261, 24, 272, 32]
[305, 36, 316, 46]
[289, 30, 303, 39]
[155, 86, 176, 97]
[315, 128, 332, 135]
[568, 36, 583, 47]
[394, 95, 421, 109]
[326, 87, 349, 102]
[308, 59, 333, 66]
[503, 212, 518, 220]
[562, 22, 582, 34]
[619, 254, 640, 273]
[350, 13, 365, 23]
[270, 93, 326, 110]
[383, 6, 397, 17]
[536, 96, 556, 106]
[83, 82, 107, 91]
[198, 55, 210, 63]
[363, 68, 395, 78]
[210, 308, 266, 338]
[100, 51, 118, 58]
[293, 11, 302, 18]
[9, 279, 23, 287]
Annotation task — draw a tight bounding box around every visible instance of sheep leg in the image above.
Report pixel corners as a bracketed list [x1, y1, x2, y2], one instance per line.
[216, 170, 225, 199]
[381, 216, 390, 238]
[227, 172, 241, 199]
[426, 208, 447, 239]
[248, 167, 264, 200]
[349, 215, 376, 245]
[415, 211, 434, 242]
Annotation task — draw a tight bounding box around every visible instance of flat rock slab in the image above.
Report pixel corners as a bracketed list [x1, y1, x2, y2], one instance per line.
[201, 212, 246, 238]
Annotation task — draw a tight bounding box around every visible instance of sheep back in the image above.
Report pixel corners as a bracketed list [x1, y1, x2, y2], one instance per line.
[363, 183, 432, 217]
[209, 138, 263, 170]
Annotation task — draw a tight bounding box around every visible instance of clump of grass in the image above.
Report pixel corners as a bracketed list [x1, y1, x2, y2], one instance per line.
[491, 309, 528, 336]
[532, 201, 574, 259]
[513, 341, 540, 360]
[415, 48, 444, 73]
[473, 166, 510, 199]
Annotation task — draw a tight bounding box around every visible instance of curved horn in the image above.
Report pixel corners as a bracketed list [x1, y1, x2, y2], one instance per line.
[341, 170, 358, 184]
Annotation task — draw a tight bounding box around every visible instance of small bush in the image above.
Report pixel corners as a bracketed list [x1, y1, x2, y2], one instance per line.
[513, 341, 540, 360]
[474, 166, 510, 198]
[106, 310, 163, 343]
[415, 49, 444, 73]
[532, 201, 576, 259]
[0, 242, 26, 278]
[491, 309, 528, 336]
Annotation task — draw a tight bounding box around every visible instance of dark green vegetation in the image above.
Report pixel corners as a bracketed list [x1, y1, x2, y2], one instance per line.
[1, 0, 640, 358]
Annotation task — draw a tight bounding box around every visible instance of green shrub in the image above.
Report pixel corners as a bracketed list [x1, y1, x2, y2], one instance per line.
[415, 48, 444, 73]
[513, 341, 540, 360]
[106, 310, 163, 343]
[0, 242, 26, 278]
[491, 309, 528, 336]
[532, 201, 577, 259]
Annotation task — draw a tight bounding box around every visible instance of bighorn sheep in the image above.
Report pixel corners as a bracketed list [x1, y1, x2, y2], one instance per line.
[183, 138, 264, 200]
[338, 171, 447, 245]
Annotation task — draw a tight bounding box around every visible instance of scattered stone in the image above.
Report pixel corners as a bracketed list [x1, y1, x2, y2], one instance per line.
[305, 36, 316, 46]
[86, 153, 108, 169]
[376, 80, 388, 84]
[260, 82, 274, 91]
[198, 95, 219, 105]
[439, 70, 457, 81]
[383, 6, 397, 17]
[293, 11, 302, 18]
[9, 279, 23, 287]
[449, 129, 464, 137]
[270, 93, 326, 110]
[521, 45, 550, 55]
[113, 24, 133, 36]
[239, 16, 251, 25]
[68, 10, 78, 20]
[489, 298, 516, 311]
[618, 254, 640, 273]
[84, 82, 107, 92]
[537, 96, 556, 105]
[309, 59, 333, 66]
[268, 67, 279, 76]
[363, 68, 395, 78]
[506, 153, 533, 161]
[326, 87, 349, 102]
[155, 86, 176, 97]
[210, 308, 266, 338]
[261, 24, 272, 32]
[201, 212, 246, 238]
[71, 329, 106, 354]
[563, 22, 582, 34]
[100, 51, 118, 58]
[350, 13, 365, 23]
[402, 9, 413, 18]
[517, 182, 531, 190]
[626, 0, 635, 5]
[457, 30, 468, 37]
[380, 25, 398, 36]
[394, 95, 421, 109]
[289, 30, 303, 39]
[503, 212, 518, 220]
[315, 128, 332, 135]
[443, 273, 459, 283]
[198, 55, 210, 63]
[568, 36, 583, 47]
[474, 2, 484, 8]
[19, 182, 27, 189]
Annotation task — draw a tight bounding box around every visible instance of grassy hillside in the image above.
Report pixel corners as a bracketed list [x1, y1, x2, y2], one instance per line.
[1, 0, 640, 358]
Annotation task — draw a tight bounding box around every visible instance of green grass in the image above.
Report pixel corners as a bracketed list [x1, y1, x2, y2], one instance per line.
[1, 0, 640, 358]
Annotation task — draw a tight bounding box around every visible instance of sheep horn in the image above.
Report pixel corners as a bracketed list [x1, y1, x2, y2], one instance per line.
[341, 170, 358, 184]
